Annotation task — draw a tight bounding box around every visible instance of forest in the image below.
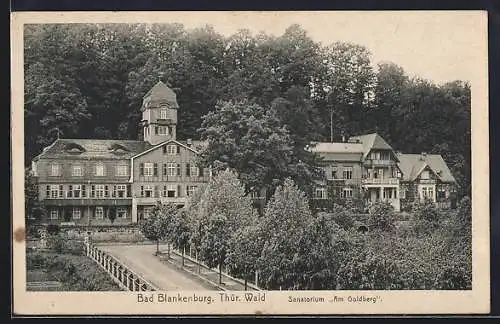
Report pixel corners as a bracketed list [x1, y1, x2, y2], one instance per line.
[24, 23, 471, 198]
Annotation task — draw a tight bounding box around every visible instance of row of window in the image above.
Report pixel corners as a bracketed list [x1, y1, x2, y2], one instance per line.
[328, 167, 353, 180]
[144, 126, 174, 138]
[314, 187, 354, 199]
[44, 184, 198, 199]
[45, 184, 131, 199]
[139, 185, 198, 198]
[49, 207, 128, 220]
[139, 162, 205, 177]
[50, 163, 128, 177]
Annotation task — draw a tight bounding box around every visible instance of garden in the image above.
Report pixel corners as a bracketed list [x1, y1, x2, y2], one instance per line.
[138, 169, 472, 291]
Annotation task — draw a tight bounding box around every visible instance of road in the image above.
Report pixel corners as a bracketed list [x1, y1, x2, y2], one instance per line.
[99, 244, 215, 291]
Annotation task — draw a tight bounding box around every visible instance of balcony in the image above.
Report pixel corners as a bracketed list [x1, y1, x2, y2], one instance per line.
[362, 178, 399, 186]
[133, 196, 188, 205]
[364, 159, 396, 166]
[43, 198, 132, 206]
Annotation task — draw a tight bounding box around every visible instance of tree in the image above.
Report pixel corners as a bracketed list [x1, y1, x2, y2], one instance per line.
[138, 201, 172, 255]
[189, 169, 255, 284]
[366, 201, 396, 232]
[25, 168, 46, 232]
[257, 179, 313, 289]
[170, 209, 192, 267]
[199, 100, 320, 200]
[226, 222, 263, 290]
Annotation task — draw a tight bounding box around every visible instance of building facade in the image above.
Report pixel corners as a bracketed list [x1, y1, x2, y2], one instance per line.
[31, 81, 210, 225]
[310, 133, 457, 212]
[30, 82, 458, 225]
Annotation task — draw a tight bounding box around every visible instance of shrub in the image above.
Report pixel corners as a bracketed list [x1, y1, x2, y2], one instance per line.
[46, 234, 67, 253]
[366, 201, 396, 231]
[46, 224, 60, 235]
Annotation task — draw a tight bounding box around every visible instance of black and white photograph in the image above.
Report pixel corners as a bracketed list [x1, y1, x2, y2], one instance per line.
[12, 11, 489, 315]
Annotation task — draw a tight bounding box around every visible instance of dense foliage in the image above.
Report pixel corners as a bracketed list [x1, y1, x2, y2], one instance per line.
[25, 23, 471, 198]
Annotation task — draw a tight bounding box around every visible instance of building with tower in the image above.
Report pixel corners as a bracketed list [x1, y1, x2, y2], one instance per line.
[31, 81, 210, 225]
[30, 81, 458, 226]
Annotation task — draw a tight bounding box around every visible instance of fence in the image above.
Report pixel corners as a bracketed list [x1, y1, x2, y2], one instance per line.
[85, 243, 159, 292]
[172, 245, 262, 291]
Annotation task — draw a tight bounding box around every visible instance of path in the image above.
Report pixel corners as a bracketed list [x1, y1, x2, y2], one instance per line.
[99, 244, 214, 291]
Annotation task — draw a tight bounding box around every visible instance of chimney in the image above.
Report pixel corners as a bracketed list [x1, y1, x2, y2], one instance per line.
[187, 138, 192, 147]
[420, 152, 427, 161]
[342, 135, 346, 143]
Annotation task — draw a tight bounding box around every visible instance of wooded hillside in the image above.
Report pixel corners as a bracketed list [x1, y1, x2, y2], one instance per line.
[24, 23, 471, 197]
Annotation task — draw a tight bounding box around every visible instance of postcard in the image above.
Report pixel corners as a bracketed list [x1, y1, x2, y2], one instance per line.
[11, 10, 489, 315]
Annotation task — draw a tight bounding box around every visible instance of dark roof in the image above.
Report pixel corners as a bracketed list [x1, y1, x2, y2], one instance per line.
[397, 153, 456, 183]
[143, 81, 179, 106]
[348, 133, 396, 160]
[34, 139, 152, 160]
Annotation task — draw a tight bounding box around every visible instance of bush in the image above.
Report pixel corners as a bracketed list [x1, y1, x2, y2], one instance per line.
[46, 224, 60, 235]
[46, 234, 67, 253]
[367, 201, 396, 231]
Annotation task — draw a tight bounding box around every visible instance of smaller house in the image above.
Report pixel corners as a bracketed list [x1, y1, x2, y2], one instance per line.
[397, 152, 458, 210]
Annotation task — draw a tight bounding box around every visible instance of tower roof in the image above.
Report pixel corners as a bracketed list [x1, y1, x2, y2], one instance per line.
[143, 81, 178, 103]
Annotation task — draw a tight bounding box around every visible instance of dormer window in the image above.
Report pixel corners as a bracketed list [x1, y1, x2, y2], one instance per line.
[160, 109, 167, 119]
[108, 144, 130, 155]
[64, 143, 86, 154]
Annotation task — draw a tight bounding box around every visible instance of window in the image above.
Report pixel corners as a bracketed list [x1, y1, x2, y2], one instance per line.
[51, 164, 61, 176]
[72, 165, 83, 177]
[116, 185, 127, 198]
[95, 185, 105, 198]
[167, 162, 176, 176]
[370, 151, 381, 160]
[143, 207, 152, 219]
[72, 208, 81, 220]
[158, 126, 168, 135]
[342, 167, 353, 180]
[117, 208, 127, 219]
[314, 188, 326, 199]
[166, 145, 177, 155]
[437, 189, 446, 199]
[342, 188, 353, 198]
[142, 185, 153, 198]
[95, 163, 105, 176]
[421, 170, 430, 180]
[73, 184, 82, 198]
[380, 151, 390, 160]
[190, 165, 199, 177]
[95, 207, 104, 220]
[50, 185, 59, 198]
[187, 185, 198, 197]
[331, 167, 338, 179]
[143, 162, 154, 176]
[400, 188, 406, 199]
[421, 186, 435, 201]
[50, 209, 59, 220]
[160, 109, 167, 119]
[115, 165, 128, 176]
[167, 184, 177, 197]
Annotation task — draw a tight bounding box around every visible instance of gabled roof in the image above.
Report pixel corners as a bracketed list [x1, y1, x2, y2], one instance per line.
[130, 139, 203, 160]
[34, 139, 152, 160]
[348, 133, 397, 161]
[309, 142, 364, 154]
[397, 153, 456, 183]
[143, 81, 178, 105]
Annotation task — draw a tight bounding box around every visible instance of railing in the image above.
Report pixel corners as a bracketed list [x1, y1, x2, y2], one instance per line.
[362, 178, 399, 185]
[169, 246, 262, 291]
[364, 159, 396, 166]
[85, 243, 159, 291]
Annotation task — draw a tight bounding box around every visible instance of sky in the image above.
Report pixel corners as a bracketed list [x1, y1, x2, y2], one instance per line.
[19, 11, 487, 85]
[166, 11, 486, 85]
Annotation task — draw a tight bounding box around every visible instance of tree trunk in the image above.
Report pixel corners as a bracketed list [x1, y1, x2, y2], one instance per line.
[181, 246, 185, 267]
[219, 262, 223, 285]
[156, 240, 159, 255]
[167, 243, 170, 259]
[244, 278, 248, 291]
[196, 250, 201, 274]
